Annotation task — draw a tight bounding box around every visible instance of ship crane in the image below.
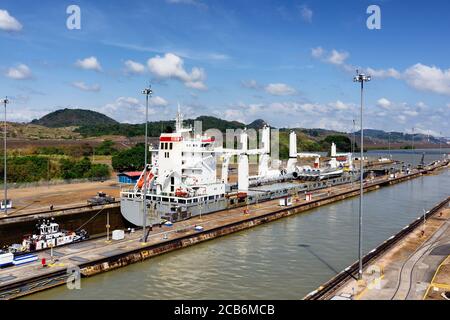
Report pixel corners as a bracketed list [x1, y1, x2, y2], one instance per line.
[215, 126, 272, 191]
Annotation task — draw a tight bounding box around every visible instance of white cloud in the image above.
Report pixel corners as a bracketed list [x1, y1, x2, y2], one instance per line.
[71, 81, 101, 92]
[299, 5, 313, 23]
[404, 63, 450, 96]
[311, 47, 350, 66]
[150, 96, 169, 107]
[185, 80, 207, 90]
[147, 53, 207, 90]
[312, 46, 450, 97]
[0, 9, 22, 32]
[416, 101, 428, 110]
[205, 97, 449, 136]
[75, 56, 102, 72]
[403, 110, 419, 117]
[5, 64, 32, 80]
[366, 67, 401, 79]
[221, 109, 246, 124]
[329, 100, 351, 111]
[376, 98, 392, 109]
[101, 97, 147, 123]
[124, 60, 146, 74]
[326, 49, 349, 65]
[241, 79, 260, 89]
[264, 83, 297, 96]
[311, 47, 324, 59]
[396, 115, 406, 123]
[98, 96, 170, 123]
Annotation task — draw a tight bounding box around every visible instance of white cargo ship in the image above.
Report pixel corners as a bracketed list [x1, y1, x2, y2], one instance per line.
[120, 110, 354, 226]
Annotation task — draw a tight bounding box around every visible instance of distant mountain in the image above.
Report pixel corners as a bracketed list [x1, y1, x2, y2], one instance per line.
[29, 109, 445, 149]
[188, 116, 245, 131]
[354, 129, 443, 144]
[31, 108, 119, 128]
[247, 119, 269, 129]
[74, 115, 249, 137]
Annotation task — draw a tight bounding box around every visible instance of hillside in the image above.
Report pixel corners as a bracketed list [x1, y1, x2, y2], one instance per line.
[31, 108, 119, 128]
[354, 129, 444, 145]
[247, 119, 269, 129]
[6, 122, 80, 140]
[74, 116, 247, 137]
[15, 109, 445, 157]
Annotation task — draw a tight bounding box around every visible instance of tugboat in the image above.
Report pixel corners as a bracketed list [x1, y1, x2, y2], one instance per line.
[20, 219, 89, 252]
[0, 219, 89, 268]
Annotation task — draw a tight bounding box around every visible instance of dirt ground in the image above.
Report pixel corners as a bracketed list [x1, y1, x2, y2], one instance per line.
[2, 179, 121, 216]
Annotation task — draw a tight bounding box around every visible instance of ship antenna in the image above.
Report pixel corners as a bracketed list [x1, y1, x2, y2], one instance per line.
[176, 102, 183, 132]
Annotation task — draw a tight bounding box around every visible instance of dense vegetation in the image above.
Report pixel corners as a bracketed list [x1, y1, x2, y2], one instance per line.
[74, 116, 247, 138]
[94, 140, 117, 155]
[111, 143, 149, 172]
[31, 108, 118, 128]
[59, 157, 110, 180]
[33, 143, 93, 157]
[0, 156, 110, 183]
[278, 131, 355, 158]
[321, 135, 354, 153]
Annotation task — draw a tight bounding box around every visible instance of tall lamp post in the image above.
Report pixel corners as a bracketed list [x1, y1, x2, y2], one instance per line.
[2, 97, 9, 215]
[141, 86, 153, 243]
[388, 132, 391, 159]
[353, 72, 371, 280]
[411, 127, 416, 169]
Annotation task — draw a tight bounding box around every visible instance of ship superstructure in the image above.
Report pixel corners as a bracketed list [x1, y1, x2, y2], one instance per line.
[120, 110, 355, 226]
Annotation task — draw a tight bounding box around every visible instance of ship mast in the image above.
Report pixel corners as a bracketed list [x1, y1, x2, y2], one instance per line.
[175, 103, 183, 132]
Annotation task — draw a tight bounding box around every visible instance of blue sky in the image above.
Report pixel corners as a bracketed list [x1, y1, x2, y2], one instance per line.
[0, 0, 449, 136]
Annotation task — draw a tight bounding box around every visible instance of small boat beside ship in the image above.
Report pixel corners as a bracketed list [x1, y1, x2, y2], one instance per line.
[0, 219, 89, 268]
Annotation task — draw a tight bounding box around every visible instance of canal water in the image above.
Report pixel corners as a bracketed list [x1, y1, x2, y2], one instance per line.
[367, 148, 449, 167]
[26, 152, 449, 300]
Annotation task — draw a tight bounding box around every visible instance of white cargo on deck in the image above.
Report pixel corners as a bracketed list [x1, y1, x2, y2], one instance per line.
[279, 197, 293, 206]
[112, 230, 125, 241]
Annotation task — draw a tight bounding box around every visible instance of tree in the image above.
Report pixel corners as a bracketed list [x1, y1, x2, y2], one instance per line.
[322, 135, 352, 153]
[112, 144, 149, 172]
[85, 164, 110, 179]
[94, 140, 117, 155]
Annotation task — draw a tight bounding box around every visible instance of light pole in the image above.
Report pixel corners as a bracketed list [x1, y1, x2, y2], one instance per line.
[2, 97, 9, 215]
[388, 132, 391, 159]
[352, 119, 356, 182]
[141, 86, 152, 243]
[353, 72, 371, 280]
[411, 127, 416, 169]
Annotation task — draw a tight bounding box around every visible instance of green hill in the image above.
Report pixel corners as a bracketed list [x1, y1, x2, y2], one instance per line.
[30, 108, 119, 128]
[74, 116, 246, 137]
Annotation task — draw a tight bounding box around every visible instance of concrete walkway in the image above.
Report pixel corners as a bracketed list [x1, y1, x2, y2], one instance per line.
[331, 208, 450, 300]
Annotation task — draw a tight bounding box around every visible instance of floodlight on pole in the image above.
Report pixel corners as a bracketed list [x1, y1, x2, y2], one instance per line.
[141, 86, 153, 243]
[2, 97, 9, 215]
[353, 71, 371, 281]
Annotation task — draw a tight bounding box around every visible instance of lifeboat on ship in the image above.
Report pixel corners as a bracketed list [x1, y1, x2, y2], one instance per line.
[175, 188, 189, 197]
[136, 166, 156, 190]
